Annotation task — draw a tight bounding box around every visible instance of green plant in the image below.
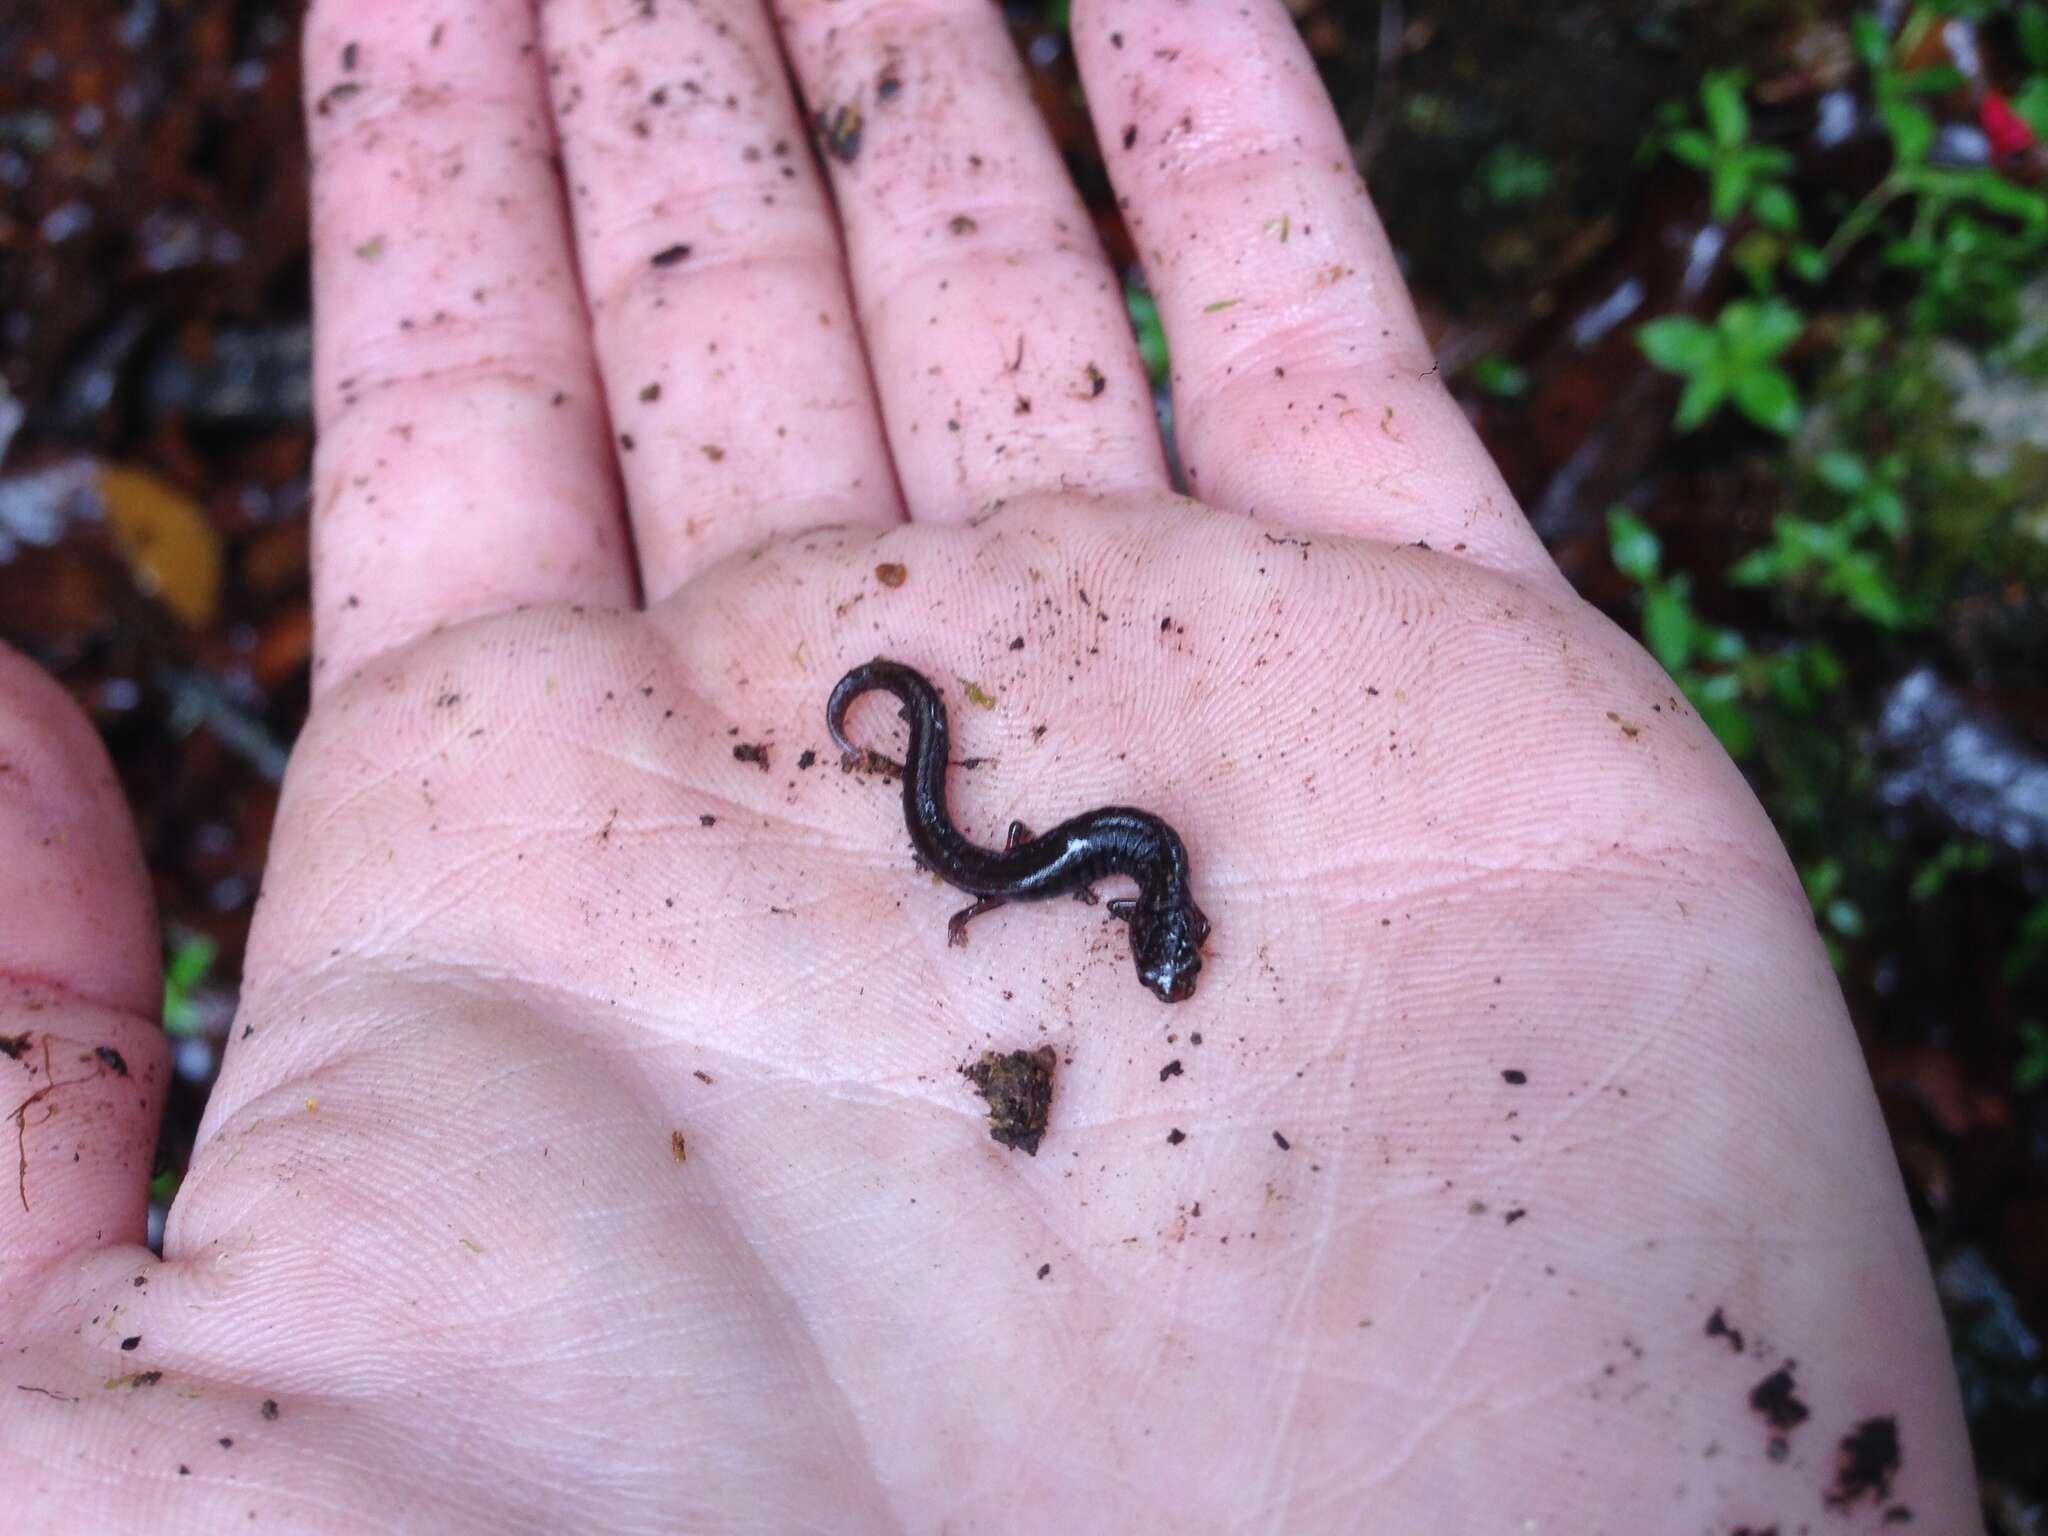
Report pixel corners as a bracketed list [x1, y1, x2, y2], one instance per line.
[1467, 354, 1529, 398]
[2016, 1023, 2048, 1092]
[1125, 285, 1170, 391]
[1607, 508, 1840, 759]
[162, 929, 218, 1038]
[1817, 15, 2048, 338]
[1661, 70, 1800, 230]
[1909, 839, 1992, 901]
[2009, 900, 2048, 984]
[1475, 144, 1551, 206]
[1801, 856, 1867, 944]
[1637, 299, 1805, 434]
[1728, 447, 1918, 628]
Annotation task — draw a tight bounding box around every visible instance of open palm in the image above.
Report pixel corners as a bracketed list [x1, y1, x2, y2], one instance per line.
[2, 1, 1974, 1530]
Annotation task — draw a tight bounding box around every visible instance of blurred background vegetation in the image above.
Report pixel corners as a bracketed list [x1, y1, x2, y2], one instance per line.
[1, 0, 2044, 1520]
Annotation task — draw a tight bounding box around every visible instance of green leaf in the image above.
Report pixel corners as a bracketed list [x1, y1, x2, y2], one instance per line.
[1636, 316, 1719, 375]
[1777, 516, 1844, 564]
[1687, 678, 1753, 758]
[1606, 507, 1662, 582]
[2020, 5, 2048, 70]
[1829, 554, 1911, 627]
[1709, 161, 1750, 224]
[1752, 183, 1799, 232]
[2007, 902, 2048, 984]
[1125, 285, 1169, 389]
[1701, 70, 1750, 149]
[1701, 626, 1747, 665]
[1719, 298, 1805, 359]
[1801, 857, 1843, 906]
[1469, 354, 1530, 398]
[1880, 100, 1935, 166]
[1899, 64, 1966, 96]
[1813, 449, 1869, 494]
[1479, 144, 1551, 205]
[166, 934, 217, 992]
[1665, 128, 1715, 168]
[1864, 486, 1907, 538]
[1733, 230, 1784, 294]
[2016, 1023, 2048, 1093]
[1674, 370, 1728, 431]
[1746, 145, 1795, 177]
[1725, 547, 1780, 586]
[2017, 79, 2048, 140]
[1803, 643, 1844, 691]
[1642, 582, 1696, 671]
[1826, 899, 1865, 938]
[1731, 365, 1801, 434]
[1787, 243, 1828, 282]
[1850, 15, 1891, 69]
[1949, 169, 2048, 227]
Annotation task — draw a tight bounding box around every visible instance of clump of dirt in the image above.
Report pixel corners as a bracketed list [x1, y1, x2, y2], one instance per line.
[1826, 1416, 1902, 1511]
[962, 1047, 1056, 1156]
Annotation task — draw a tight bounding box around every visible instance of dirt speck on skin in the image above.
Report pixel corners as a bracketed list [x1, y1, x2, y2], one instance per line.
[875, 562, 906, 588]
[816, 103, 863, 163]
[1826, 1416, 1902, 1511]
[733, 742, 771, 770]
[963, 1046, 1056, 1157]
[0, 1033, 29, 1060]
[1705, 1306, 1745, 1353]
[1501, 1068, 1527, 1085]
[670, 1131, 686, 1163]
[95, 1046, 128, 1076]
[1748, 1362, 1809, 1460]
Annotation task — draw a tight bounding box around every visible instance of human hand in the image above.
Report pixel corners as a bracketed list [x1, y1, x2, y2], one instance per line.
[2, 0, 1975, 1529]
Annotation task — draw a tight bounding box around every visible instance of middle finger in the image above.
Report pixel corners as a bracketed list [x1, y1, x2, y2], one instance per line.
[542, 0, 903, 602]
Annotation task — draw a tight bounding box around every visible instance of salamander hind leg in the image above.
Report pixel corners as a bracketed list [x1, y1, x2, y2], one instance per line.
[1005, 821, 1034, 849]
[948, 896, 1008, 947]
[1107, 898, 1136, 922]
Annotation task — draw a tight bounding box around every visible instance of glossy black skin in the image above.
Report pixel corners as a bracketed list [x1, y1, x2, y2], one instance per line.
[827, 659, 1210, 1003]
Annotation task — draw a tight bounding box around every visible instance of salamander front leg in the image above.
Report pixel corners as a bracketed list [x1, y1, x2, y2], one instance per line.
[1107, 898, 1136, 923]
[948, 896, 1007, 947]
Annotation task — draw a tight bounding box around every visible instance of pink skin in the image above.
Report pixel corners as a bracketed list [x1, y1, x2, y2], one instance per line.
[0, 1, 1976, 1530]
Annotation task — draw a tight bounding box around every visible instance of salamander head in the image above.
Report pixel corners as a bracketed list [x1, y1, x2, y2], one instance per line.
[1131, 895, 1210, 1004]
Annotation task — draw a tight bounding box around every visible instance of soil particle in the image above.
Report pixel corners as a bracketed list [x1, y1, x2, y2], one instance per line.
[963, 1047, 1056, 1156]
[1748, 1361, 1809, 1461]
[1825, 1416, 1902, 1511]
[1705, 1306, 1745, 1354]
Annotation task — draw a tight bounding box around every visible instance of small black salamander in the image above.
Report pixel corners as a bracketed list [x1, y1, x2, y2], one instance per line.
[827, 658, 1210, 1003]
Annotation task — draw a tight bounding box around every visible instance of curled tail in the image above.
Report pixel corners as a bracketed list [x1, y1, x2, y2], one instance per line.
[826, 658, 946, 774]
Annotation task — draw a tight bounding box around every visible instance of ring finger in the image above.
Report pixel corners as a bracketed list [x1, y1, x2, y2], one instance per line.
[776, 0, 1170, 520]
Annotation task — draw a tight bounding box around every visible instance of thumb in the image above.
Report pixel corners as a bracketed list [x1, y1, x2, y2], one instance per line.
[0, 644, 166, 1287]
